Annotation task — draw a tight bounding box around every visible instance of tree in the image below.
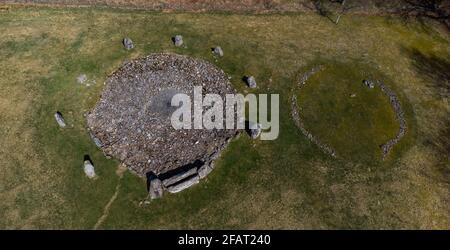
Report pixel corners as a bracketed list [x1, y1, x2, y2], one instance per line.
[401, 0, 450, 20]
[313, 0, 357, 24]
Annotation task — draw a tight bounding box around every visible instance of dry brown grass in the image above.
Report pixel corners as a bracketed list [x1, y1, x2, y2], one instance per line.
[0, 6, 448, 229]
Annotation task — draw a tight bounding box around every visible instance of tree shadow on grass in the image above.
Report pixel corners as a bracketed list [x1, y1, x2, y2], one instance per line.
[403, 47, 450, 156]
[403, 47, 450, 99]
[312, 0, 337, 24]
[402, 47, 450, 193]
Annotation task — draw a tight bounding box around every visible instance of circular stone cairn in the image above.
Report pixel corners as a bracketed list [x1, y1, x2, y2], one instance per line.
[87, 53, 238, 178]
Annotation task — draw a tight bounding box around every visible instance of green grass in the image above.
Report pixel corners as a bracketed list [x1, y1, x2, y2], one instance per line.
[296, 61, 401, 164]
[0, 5, 449, 229]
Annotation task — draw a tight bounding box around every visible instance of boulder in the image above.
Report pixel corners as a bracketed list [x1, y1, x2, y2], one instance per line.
[167, 174, 200, 193]
[213, 46, 224, 57]
[162, 167, 198, 187]
[246, 76, 257, 88]
[148, 176, 164, 199]
[123, 38, 134, 50]
[54, 111, 66, 128]
[173, 35, 183, 47]
[83, 160, 96, 178]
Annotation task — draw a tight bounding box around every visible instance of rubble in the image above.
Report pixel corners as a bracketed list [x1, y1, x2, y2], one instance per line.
[363, 79, 375, 88]
[77, 74, 87, 84]
[378, 80, 407, 158]
[298, 66, 324, 85]
[77, 74, 96, 86]
[291, 67, 337, 158]
[291, 95, 337, 158]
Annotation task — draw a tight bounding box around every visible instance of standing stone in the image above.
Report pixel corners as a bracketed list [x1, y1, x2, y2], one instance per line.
[149, 176, 164, 199]
[167, 174, 200, 193]
[173, 35, 183, 47]
[246, 76, 257, 88]
[83, 160, 96, 178]
[162, 167, 198, 187]
[89, 131, 103, 148]
[248, 122, 262, 139]
[123, 38, 134, 50]
[213, 46, 224, 57]
[54, 111, 66, 128]
[198, 164, 213, 179]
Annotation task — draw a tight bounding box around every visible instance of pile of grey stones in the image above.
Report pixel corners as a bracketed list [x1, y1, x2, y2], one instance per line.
[363, 79, 375, 88]
[86, 53, 240, 197]
[290, 66, 337, 158]
[377, 80, 407, 158]
[362, 79, 407, 157]
[290, 95, 337, 158]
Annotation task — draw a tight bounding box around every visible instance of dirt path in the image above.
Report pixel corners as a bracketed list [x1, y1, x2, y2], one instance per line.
[93, 164, 127, 230]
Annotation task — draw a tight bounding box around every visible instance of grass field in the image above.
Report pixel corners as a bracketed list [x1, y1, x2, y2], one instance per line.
[0, 5, 449, 229]
[296, 61, 402, 163]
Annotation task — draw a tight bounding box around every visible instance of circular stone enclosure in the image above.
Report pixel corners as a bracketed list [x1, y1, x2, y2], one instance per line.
[87, 53, 238, 176]
[295, 62, 403, 162]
